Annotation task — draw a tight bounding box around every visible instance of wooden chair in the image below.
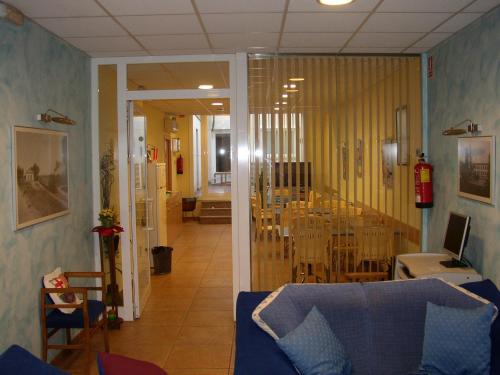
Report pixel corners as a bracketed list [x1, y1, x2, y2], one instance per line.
[353, 225, 393, 273]
[290, 216, 331, 284]
[41, 271, 109, 373]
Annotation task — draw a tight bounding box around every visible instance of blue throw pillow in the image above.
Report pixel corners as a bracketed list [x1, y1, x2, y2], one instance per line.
[276, 306, 352, 375]
[420, 301, 495, 375]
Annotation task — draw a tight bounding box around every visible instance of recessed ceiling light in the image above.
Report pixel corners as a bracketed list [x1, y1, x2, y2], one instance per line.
[283, 84, 288, 88]
[317, 0, 354, 6]
[282, 102, 288, 105]
[275, 101, 280, 105]
[289, 77, 304, 82]
[211, 102, 223, 106]
[289, 83, 297, 88]
[198, 84, 213, 89]
[286, 89, 299, 93]
[274, 107, 280, 111]
[282, 94, 288, 98]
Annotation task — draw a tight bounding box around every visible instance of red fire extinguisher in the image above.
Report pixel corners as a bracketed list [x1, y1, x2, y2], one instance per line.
[414, 153, 433, 208]
[176, 154, 184, 175]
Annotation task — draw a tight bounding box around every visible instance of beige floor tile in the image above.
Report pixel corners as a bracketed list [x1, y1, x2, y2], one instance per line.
[183, 310, 234, 327]
[175, 325, 234, 345]
[150, 287, 198, 299]
[163, 276, 203, 288]
[195, 287, 233, 299]
[190, 297, 233, 311]
[164, 344, 231, 369]
[144, 297, 194, 312]
[110, 324, 181, 346]
[112, 342, 173, 368]
[200, 277, 233, 288]
[137, 310, 187, 326]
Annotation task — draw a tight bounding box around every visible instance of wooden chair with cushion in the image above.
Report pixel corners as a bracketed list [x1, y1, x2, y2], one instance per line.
[41, 271, 109, 373]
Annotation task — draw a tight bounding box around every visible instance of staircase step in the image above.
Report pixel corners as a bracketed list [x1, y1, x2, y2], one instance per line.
[201, 207, 231, 217]
[201, 200, 231, 209]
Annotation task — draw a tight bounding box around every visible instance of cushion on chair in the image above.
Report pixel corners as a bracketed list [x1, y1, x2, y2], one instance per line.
[46, 300, 105, 328]
[43, 267, 82, 314]
[0, 345, 68, 375]
[97, 352, 167, 375]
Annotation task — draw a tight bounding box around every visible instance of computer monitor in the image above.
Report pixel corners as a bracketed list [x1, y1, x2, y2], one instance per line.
[440, 212, 471, 268]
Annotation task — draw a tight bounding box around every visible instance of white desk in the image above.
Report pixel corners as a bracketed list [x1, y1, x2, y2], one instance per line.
[394, 253, 482, 284]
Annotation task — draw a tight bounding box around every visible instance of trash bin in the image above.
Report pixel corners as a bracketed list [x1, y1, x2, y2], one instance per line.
[152, 246, 173, 274]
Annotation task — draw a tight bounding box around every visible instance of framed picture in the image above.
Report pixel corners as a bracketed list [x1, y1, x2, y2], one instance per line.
[396, 105, 408, 165]
[458, 136, 495, 205]
[382, 140, 396, 188]
[13, 127, 69, 229]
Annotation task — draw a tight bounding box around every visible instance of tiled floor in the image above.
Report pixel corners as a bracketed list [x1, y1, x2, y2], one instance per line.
[57, 222, 234, 375]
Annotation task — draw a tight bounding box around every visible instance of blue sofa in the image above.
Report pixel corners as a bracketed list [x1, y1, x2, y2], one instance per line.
[235, 279, 500, 375]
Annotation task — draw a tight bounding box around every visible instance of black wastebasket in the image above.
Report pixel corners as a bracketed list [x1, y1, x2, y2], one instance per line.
[152, 246, 173, 274]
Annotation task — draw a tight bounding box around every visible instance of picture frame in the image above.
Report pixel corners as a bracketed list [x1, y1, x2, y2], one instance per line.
[458, 136, 495, 205]
[13, 126, 69, 229]
[382, 140, 396, 188]
[396, 105, 408, 165]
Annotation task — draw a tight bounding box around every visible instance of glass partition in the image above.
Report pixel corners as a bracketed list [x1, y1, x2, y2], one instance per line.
[98, 65, 124, 305]
[249, 55, 422, 291]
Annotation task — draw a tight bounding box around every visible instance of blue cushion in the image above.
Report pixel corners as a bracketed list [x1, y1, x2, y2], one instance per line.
[461, 279, 500, 375]
[46, 300, 105, 328]
[420, 302, 495, 375]
[277, 306, 352, 375]
[0, 345, 68, 375]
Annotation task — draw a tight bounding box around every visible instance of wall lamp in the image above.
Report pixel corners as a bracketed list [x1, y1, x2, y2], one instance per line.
[442, 119, 480, 136]
[37, 109, 76, 125]
[0, 2, 24, 25]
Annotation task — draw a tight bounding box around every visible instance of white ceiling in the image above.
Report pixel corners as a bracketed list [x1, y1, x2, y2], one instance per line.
[6, 0, 500, 56]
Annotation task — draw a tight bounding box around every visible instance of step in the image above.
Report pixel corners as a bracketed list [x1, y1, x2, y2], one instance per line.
[200, 207, 231, 217]
[199, 215, 232, 224]
[201, 200, 231, 209]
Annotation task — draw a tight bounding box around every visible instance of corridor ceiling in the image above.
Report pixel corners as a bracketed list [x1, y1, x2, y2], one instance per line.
[6, 0, 499, 57]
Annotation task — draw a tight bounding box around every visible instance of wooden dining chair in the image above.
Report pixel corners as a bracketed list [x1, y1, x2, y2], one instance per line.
[41, 271, 109, 374]
[290, 216, 331, 284]
[353, 225, 393, 273]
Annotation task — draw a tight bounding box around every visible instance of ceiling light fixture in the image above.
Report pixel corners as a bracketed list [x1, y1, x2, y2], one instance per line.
[289, 77, 304, 82]
[274, 107, 280, 111]
[211, 102, 223, 106]
[317, 0, 354, 6]
[198, 84, 213, 89]
[282, 94, 288, 98]
[286, 89, 299, 93]
[283, 84, 288, 88]
[282, 102, 288, 105]
[289, 83, 297, 88]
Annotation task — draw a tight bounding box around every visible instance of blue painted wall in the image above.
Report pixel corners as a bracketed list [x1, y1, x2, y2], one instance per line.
[428, 7, 500, 285]
[0, 19, 93, 355]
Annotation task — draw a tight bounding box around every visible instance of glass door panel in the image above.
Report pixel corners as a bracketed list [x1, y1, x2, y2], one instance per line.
[128, 101, 151, 317]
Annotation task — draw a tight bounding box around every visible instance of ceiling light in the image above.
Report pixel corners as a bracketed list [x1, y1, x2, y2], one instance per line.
[274, 107, 280, 111]
[211, 102, 223, 106]
[286, 89, 299, 93]
[282, 94, 288, 98]
[282, 102, 287, 105]
[289, 83, 297, 88]
[283, 84, 288, 88]
[198, 84, 213, 89]
[219, 148, 226, 155]
[317, 0, 354, 6]
[275, 101, 280, 105]
[289, 77, 304, 82]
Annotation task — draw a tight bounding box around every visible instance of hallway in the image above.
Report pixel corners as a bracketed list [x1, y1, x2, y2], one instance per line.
[59, 222, 234, 375]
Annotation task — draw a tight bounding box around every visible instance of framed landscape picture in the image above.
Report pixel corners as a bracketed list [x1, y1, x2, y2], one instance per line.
[458, 136, 495, 205]
[13, 127, 69, 229]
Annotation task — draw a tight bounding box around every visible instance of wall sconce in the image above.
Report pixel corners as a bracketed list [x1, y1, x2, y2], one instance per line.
[442, 119, 480, 136]
[36, 109, 76, 125]
[0, 2, 24, 26]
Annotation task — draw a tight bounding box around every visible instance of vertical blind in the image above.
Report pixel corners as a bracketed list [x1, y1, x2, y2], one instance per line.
[249, 55, 422, 291]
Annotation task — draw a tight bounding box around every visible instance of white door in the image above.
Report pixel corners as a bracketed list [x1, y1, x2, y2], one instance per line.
[128, 101, 152, 318]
